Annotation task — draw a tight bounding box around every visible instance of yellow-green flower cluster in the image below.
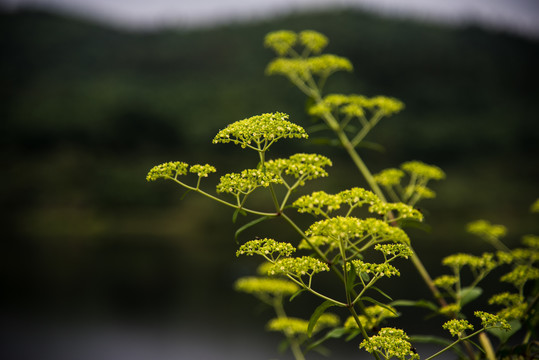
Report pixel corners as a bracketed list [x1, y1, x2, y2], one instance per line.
[442, 253, 497, 272]
[212, 112, 307, 150]
[443, 319, 473, 337]
[264, 30, 297, 55]
[360, 328, 419, 360]
[189, 164, 216, 177]
[413, 185, 436, 199]
[306, 216, 410, 248]
[348, 260, 400, 278]
[266, 55, 353, 80]
[339, 187, 381, 208]
[500, 264, 539, 287]
[293, 191, 342, 216]
[439, 303, 461, 316]
[374, 168, 405, 187]
[268, 256, 329, 277]
[293, 187, 390, 217]
[369, 202, 424, 221]
[433, 274, 458, 289]
[401, 161, 446, 181]
[374, 243, 413, 259]
[234, 277, 300, 297]
[496, 250, 514, 265]
[236, 238, 295, 261]
[297, 235, 336, 251]
[488, 292, 527, 320]
[265, 153, 332, 186]
[531, 198, 539, 213]
[522, 234, 539, 249]
[216, 169, 282, 195]
[146, 161, 189, 181]
[267, 317, 309, 336]
[267, 313, 339, 336]
[345, 305, 398, 331]
[265, 30, 329, 56]
[309, 94, 404, 118]
[511, 247, 539, 263]
[474, 311, 511, 331]
[467, 219, 507, 241]
[299, 30, 329, 54]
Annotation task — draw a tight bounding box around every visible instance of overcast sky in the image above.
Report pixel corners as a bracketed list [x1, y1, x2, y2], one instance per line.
[2, 0, 539, 38]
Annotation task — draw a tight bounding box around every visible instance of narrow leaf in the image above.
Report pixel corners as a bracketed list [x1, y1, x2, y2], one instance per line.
[289, 288, 306, 302]
[308, 300, 337, 338]
[305, 327, 348, 352]
[345, 263, 357, 293]
[371, 286, 394, 301]
[345, 329, 362, 341]
[232, 207, 247, 223]
[390, 299, 439, 312]
[459, 287, 482, 306]
[180, 189, 192, 200]
[234, 215, 271, 242]
[360, 296, 395, 313]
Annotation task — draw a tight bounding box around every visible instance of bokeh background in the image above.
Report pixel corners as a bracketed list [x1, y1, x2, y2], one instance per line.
[1, 1, 538, 359]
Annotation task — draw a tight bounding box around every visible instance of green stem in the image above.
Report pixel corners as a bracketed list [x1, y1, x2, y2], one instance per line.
[169, 177, 277, 217]
[351, 110, 384, 147]
[273, 297, 306, 360]
[348, 306, 382, 360]
[424, 328, 486, 360]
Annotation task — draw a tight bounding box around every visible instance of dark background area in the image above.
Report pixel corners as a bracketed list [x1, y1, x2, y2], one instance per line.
[1, 8, 538, 359]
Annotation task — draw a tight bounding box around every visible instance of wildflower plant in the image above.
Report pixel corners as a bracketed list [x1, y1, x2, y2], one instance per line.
[146, 30, 538, 359]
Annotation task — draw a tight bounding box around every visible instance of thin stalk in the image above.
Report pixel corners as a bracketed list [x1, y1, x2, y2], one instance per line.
[424, 328, 489, 360]
[273, 297, 306, 360]
[285, 274, 346, 307]
[170, 177, 277, 217]
[348, 306, 382, 360]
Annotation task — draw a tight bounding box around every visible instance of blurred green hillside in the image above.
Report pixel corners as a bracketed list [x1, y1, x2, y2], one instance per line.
[1, 8, 538, 323]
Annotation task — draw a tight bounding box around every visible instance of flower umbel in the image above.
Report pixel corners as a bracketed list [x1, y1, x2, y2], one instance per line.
[146, 161, 189, 181]
[213, 112, 307, 152]
[360, 327, 419, 360]
[443, 319, 474, 338]
[216, 169, 282, 195]
[269, 256, 329, 277]
[234, 277, 300, 297]
[236, 238, 295, 261]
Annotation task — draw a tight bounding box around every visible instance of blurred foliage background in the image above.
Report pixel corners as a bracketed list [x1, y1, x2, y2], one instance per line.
[1, 7, 538, 358]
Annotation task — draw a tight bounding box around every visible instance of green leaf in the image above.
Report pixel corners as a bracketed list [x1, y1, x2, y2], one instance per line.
[371, 286, 393, 301]
[289, 288, 306, 302]
[305, 327, 348, 352]
[360, 271, 370, 282]
[231, 207, 247, 223]
[391, 299, 439, 312]
[234, 215, 271, 242]
[400, 219, 432, 233]
[487, 319, 521, 343]
[345, 329, 361, 341]
[459, 287, 482, 306]
[345, 263, 357, 293]
[307, 300, 337, 337]
[356, 140, 385, 153]
[360, 296, 395, 313]
[180, 189, 192, 200]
